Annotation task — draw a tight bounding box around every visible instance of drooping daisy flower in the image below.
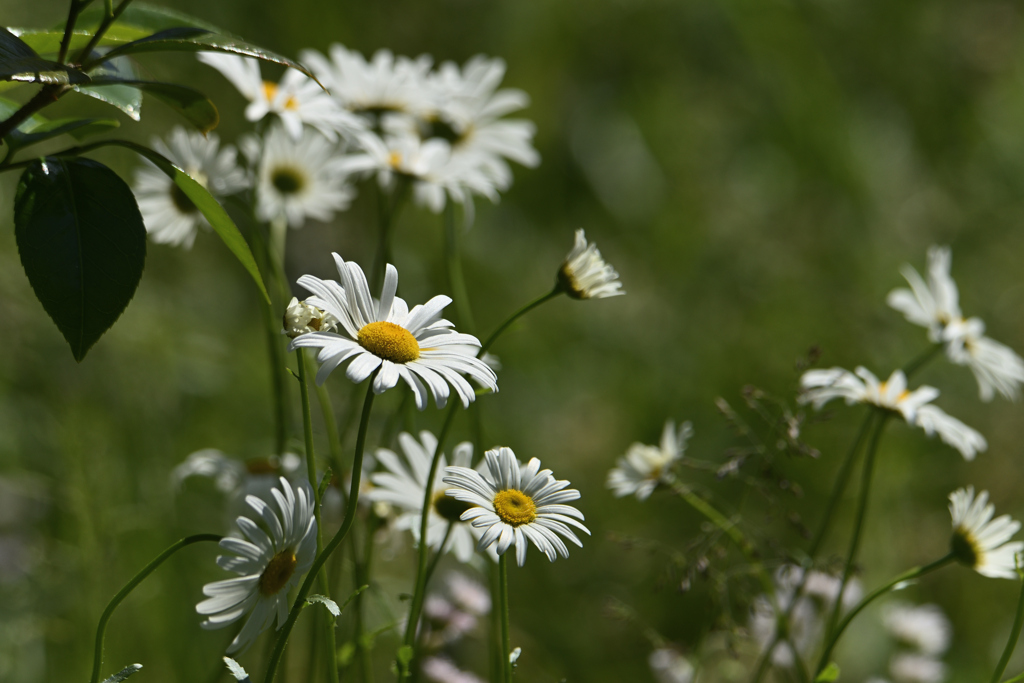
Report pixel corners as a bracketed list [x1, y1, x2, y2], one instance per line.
[882, 603, 951, 656]
[289, 255, 497, 408]
[282, 297, 338, 338]
[422, 657, 485, 683]
[196, 477, 317, 653]
[607, 419, 693, 500]
[557, 229, 625, 299]
[255, 125, 356, 228]
[367, 431, 483, 563]
[134, 126, 248, 248]
[648, 649, 695, 683]
[197, 52, 362, 141]
[442, 447, 589, 566]
[948, 486, 1023, 579]
[798, 366, 987, 460]
[888, 246, 1024, 402]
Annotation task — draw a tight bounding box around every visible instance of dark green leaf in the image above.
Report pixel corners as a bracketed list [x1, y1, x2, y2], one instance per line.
[107, 140, 269, 303]
[72, 4, 233, 38]
[73, 82, 143, 119]
[0, 27, 90, 84]
[99, 33, 316, 80]
[0, 94, 48, 134]
[8, 116, 119, 148]
[14, 157, 147, 361]
[10, 29, 133, 57]
[89, 78, 218, 132]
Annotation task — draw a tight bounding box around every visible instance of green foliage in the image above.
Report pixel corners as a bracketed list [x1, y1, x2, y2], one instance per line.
[0, 27, 88, 84]
[14, 156, 147, 361]
[88, 78, 218, 132]
[816, 662, 841, 682]
[99, 664, 143, 683]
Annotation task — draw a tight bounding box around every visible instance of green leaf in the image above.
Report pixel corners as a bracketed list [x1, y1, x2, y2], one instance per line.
[0, 27, 90, 84]
[10, 29, 134, 57]
[108, 140, 269, 303]
[89, 78, 218, 132]
[0, 94, 48, 134]
[307, 594, 341, 618]
[7, 116, 119, 148]
[396, 645, 414, 668]
[72, 4, 233, 39]
[73, 82, 143, 119]
[15, 156, 146, 362]
[98, 33, 316, 79]
[815, 662, 841, 682]
[100, 663, 143, 683]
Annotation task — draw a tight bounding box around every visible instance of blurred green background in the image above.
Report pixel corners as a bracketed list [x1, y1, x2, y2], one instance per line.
[2, 0, 1024, 680]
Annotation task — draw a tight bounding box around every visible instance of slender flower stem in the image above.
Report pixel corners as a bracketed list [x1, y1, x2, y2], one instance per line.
[371, 179, 410, 291]
[902, 343, 943, 378]
[488, 561, 503, 683]
[1005, 674, 1024, 683]
[499, 553, 513, 683]
[259, 290, 289, 455]
[479, 289, 562, 357]
[76, 0, 138, 67]
[815, 553, 954, 674]
[58, 0, 85, 63]
[443, 203, 476, 333]
[822, 411, 891, 648]
[423, 522, 455, 591]
[992, 575, 1024, 683]
[264, 379, 378, 683]
[354, 514, 380, 683]
[89, 534, 222, 683]
[297, 350, 339, 683]
[314, 380, 344, 475]
[400, 400, 461, 677]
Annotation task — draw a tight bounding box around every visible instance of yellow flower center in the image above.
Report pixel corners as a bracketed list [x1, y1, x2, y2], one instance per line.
[388, 150, 403, 169]
[357, 321, 420, 363]
[492, 489, 537, 527]
[262, 81, 278, 102]
[259, 550, 298, 596]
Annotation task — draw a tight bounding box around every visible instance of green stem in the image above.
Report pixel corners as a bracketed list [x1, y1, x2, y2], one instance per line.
[355, 514, 379, 683]
[89, 534, 222, 683]
[0, 85, 66, 143]
[264, 378, 378, 683]
[259, 291, 288, 456]
[499, 553, 512, 683]
[1005, 674, 1024, 683]
[314, 380, 344, 475]
[371, 179, 410, 291]
[815, 554, 954, 675]
[821, 411, 891, 648]
[992, 576, 1024, 683]
[58, 0, 85, 63]
[488, 561, 503, 683]
[443, 203, 476, 333]
[297, 350, 339, 683]
[902, 343, 943, 378]
[400, 401, 461, 676]
[479, 289, 562, 357]
[76, 0, 138, 67]
[423, 523, 454, 591]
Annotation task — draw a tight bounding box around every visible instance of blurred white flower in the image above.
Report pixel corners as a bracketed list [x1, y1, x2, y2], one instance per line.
[422, 657, 484, 683]
[368, 432, 484, 563]
[196, 477, 317, 653]
[749, 565, 861, 669]
[444, 447, 589, 566]
[558, 229, 625, 299]
[289, 255, 497, 408]
[949, 486, 1023, 579]
[799, 366, 987, 460]
[134, 126, 247, 248]
[283, 297, 338, 339]
[607, 419, 692, 500]
[888, 246, 1024, 401]
[889, 652, 946, 683]
[648, 649, 694, 683]
[446, 571, 491, 615]
[197, 52, 362, 141]
[255, 125, 356, 228]
[882, 603, 951, 656]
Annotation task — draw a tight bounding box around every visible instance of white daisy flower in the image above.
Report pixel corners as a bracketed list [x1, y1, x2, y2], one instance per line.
[798, 366, 987, 460]
[948, 486, 1024, 579]
[298, 44, 436, 121]
[173, 450, 303, 501]
[255, 125, 356, 228]
[557, 229, 625, 299]
[429, 55, 540, 172]
[197, 52, 362, 141]
[442, 447, 590, 566]
[889, 653, 946, 683]
[648, 649, 695, 683]
[422, 594, 479, 647]
[367, 431, 483, 563]
[289, 255, 497, 408]
[607, 419, 693, 500]
[421, 657, 484, 683]
[133, 126, 248, 248]
[282, 296, 338, 339]
[882, 603, 951, 656]
[445, 571, 491, 615]
[196, 477, 317, 653]
[888, 246, 1024, 401]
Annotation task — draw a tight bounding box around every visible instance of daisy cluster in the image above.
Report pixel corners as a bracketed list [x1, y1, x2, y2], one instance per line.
[865, 602, 952, 683]
[133, 45, 539, 248]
